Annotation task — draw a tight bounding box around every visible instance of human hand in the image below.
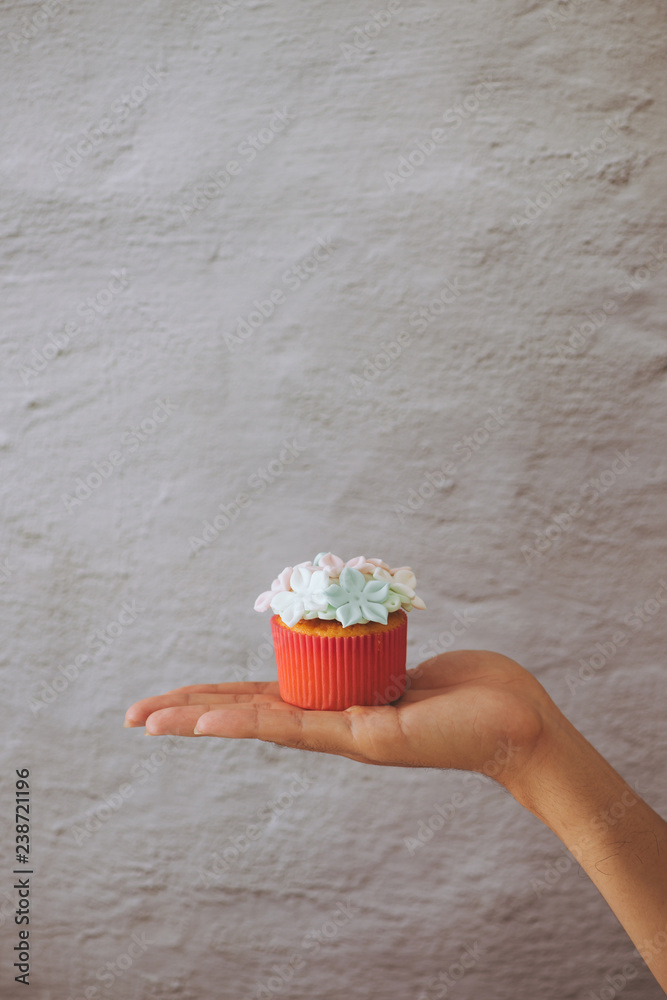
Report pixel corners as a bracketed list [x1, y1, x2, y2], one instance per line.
[124, 650, 554, 788]
[124, 650, 667, 987]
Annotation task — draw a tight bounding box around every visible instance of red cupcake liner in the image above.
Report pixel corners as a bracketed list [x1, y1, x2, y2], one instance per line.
[270, 613, 408, 711]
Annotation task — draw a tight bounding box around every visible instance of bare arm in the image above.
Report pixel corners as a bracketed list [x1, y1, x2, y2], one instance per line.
[506, 704, 667, 982]
[125, 650, 667, 989]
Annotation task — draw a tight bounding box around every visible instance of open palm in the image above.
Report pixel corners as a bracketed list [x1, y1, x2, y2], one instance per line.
[125, 650, 551, 784]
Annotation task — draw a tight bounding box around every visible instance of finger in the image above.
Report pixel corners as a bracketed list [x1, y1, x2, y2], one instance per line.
[193, 704, 362, 758]
[145, 707, 208, 736]
[144, 701, 292, 736]
[167, 681, 280, 696]
[125, 690, 284, 727]
[124, 682, 280, 726]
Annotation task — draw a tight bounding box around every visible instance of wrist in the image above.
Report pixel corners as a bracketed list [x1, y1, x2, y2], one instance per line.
[500, 701, 575, 808]
[501, 700, 635, 850]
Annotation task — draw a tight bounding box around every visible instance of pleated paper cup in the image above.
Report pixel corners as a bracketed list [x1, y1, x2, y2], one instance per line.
[270, 610, 408, 711]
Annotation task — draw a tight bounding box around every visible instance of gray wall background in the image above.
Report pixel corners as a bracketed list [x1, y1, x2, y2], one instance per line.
[1, 0, 666, 997]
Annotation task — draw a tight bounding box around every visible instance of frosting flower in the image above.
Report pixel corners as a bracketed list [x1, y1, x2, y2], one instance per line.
[313, 551, 345, 577]
[366, 557, 392, 571]
[324, 567, 390, 627]
[270, 566, 330, 628]
[344, 555, 379, 575]
[371, 566, 426, 611]
[255, 553, 425, 626]
[254, 566, 293, 613]
[390, 568, 417, 590]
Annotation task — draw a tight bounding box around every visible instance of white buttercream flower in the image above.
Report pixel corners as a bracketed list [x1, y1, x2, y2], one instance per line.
[270, 567, 330, 627]
[302, 606, 338, 620]
[254, 566, 293, 612]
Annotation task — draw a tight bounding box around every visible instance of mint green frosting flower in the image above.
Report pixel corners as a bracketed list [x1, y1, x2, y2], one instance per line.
[324, 567, 390, 627]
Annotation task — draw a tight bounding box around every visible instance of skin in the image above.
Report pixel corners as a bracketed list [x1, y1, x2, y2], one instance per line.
[125, 650, 667, 989]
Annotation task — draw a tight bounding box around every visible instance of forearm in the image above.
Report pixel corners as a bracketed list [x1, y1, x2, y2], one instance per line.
[506, 704, 667, 988]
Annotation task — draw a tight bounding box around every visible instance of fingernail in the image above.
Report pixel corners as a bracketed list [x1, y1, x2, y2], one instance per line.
[193, 727, 203, 735]
[123, 720, 136, 728]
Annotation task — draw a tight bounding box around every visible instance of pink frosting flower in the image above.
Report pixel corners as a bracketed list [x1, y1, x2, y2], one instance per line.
[315, 552, 345, 575]
[253, 566, 293, 612]
[344, 555, 377, 575]
[366, 557, 391, 571]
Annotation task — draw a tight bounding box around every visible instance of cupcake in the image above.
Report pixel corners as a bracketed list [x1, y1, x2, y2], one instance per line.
[254, 552, 425, 711]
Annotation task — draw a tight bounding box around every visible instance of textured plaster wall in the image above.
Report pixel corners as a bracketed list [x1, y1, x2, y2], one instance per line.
[1, 0, 666, 998]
